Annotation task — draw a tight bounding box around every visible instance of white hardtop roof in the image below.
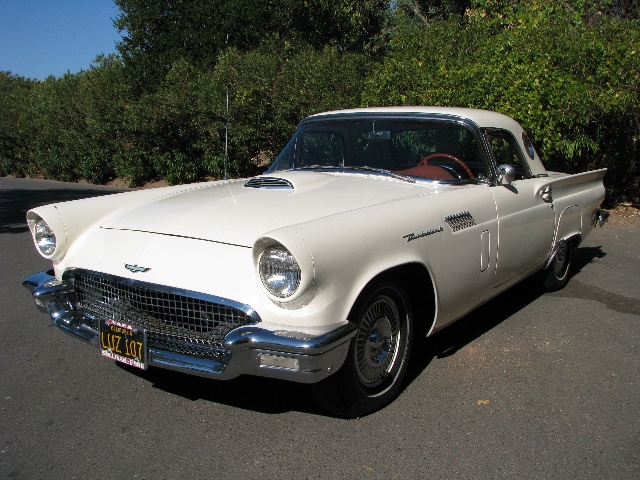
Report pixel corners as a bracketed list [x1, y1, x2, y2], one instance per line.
[309, 106, 523, 131]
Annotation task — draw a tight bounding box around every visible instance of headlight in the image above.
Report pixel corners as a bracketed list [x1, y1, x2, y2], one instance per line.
[34, 216, 57, 256]
[259, 246, 301, 298]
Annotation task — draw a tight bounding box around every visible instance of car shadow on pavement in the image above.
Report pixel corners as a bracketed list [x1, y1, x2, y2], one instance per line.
[571, 244, 607, 275]
[403, 243, 607, 387]
[117, 363, 325, 416]
[119, 244, 606, 418]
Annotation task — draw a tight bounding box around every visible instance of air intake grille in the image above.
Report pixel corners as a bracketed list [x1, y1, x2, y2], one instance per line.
[244, 176, 293, 189]
[69, 272, 256, 360]
[444, 211, 477, 232]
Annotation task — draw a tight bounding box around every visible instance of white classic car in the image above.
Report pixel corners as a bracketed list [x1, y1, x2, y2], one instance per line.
[23, 107, 608, 417]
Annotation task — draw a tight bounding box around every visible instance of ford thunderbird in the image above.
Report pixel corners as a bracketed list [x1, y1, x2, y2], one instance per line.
[23, 107, 608, 417]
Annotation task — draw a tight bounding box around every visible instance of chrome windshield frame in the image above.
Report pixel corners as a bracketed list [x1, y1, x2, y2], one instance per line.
[267, 112, 493, 185]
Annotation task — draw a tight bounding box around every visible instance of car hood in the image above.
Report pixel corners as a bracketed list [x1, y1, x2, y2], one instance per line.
[100, 171, 438, 247]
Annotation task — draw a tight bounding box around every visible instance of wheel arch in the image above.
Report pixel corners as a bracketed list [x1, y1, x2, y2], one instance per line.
[546, 233, 582, 269]
[552, 205, 583, 255]
[347, 262, 436, 339]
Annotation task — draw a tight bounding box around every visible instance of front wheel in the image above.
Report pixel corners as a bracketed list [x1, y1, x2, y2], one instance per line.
[312, 282, 413, 417]
[543, 240, 574, 291]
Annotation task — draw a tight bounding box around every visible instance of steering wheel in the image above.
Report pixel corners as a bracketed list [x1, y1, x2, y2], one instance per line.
[418, 153, 474, 179]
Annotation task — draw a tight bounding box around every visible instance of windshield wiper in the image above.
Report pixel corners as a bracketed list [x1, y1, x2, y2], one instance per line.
[295, 165, 416, 183]
[341, 166, 416, 183]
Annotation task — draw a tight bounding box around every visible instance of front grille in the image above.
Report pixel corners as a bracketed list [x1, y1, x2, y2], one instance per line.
[68, 271, 257, 360]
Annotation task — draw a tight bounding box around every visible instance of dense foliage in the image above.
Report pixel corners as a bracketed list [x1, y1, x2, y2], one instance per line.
[114, 0, 388, 93]
[1, 0, 638, 203]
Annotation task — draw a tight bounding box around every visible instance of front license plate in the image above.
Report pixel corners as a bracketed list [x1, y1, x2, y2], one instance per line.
[99, 319, 147, 370]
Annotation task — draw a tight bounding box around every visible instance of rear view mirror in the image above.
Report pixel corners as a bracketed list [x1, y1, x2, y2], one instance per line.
[498, 164, 516, 185]
[367, 130, 391, 141]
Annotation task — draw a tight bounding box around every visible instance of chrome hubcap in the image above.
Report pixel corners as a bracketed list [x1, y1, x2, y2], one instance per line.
[554, 242, 567, 275]
[355, 296, 400, 387]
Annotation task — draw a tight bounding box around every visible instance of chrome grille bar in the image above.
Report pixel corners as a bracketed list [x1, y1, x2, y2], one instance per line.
[66, 270, 258, 359]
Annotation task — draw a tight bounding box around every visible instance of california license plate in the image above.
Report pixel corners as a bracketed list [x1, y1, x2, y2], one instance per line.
[99, 319, 147, 370]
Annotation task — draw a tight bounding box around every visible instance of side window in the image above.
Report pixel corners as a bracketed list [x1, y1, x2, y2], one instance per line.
[484, 129, 529, 179]
[388, 124, 487, 179]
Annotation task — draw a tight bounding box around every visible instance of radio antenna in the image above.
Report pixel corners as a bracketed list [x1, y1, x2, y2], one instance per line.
[224, 86, 229, 180]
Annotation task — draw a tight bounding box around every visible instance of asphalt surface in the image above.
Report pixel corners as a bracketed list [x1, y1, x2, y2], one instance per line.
[1, 177, 638, 479]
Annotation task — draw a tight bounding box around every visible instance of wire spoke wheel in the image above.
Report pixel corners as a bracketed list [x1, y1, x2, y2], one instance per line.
[311, 281, 413, 417]
[354, 295, 400, 388]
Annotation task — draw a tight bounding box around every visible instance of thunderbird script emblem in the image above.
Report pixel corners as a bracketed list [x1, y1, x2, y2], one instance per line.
[125, 264, 151, 273]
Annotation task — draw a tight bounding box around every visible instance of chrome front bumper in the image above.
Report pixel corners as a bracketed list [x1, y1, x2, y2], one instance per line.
[23, 270, 355, 383]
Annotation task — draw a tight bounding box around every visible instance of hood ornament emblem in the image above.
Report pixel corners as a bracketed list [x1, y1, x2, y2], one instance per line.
[125, 264, 151, 273]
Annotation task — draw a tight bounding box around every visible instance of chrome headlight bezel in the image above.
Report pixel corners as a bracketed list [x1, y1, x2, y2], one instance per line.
[34, 216, 56, 256]
[258, 245, 301, 298]
[254, 234, 315, 305]
[27, 209, 66, 260]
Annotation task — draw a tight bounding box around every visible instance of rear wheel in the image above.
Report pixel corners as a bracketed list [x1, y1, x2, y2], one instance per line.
[312, 282, 412, 417]
[543, 240, 574, 291]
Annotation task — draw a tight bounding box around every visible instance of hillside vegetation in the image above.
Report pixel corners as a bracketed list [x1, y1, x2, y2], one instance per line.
[1, 0, 638, 204]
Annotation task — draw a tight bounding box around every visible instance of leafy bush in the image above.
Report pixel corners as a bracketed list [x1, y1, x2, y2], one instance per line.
[0, 72, 34, 177]
[363, 2, 640, 202]
[1, 1, 637, 202]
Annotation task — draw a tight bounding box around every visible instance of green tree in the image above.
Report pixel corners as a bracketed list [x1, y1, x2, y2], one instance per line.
[3, 0, 637, 202]
[0, 72, 34, 176]
[15, 56, 132, 184]
[364, 0, 640, 201]
[74, 55, 132, 183]
[114, 0, 388, 93]
[395, 0, 471, 21]
[210, 41, 373, 178]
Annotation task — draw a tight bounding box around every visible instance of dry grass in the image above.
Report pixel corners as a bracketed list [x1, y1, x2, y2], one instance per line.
[606, 204, 640, 226]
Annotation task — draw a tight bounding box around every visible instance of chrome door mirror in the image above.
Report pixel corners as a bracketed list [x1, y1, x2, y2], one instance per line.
[497, 164, 516, 185]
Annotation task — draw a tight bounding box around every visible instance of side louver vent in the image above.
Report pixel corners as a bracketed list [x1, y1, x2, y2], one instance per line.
[444, 211, 476, 232]
[244, 177, 294, 190]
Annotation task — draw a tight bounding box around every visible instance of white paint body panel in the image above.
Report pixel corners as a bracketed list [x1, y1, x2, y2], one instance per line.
[27, 107, 607, 337]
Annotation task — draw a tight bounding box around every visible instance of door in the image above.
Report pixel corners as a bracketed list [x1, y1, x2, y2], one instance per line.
[484, 129, 555, 287]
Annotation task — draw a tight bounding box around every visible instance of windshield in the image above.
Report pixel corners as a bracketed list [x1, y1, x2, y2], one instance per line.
[267, 117, 488, 182]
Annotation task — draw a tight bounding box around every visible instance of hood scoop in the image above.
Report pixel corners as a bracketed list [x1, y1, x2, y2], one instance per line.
[244, 176, 293, 190]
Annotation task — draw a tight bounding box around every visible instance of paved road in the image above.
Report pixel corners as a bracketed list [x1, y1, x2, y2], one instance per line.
[1, 177, 638, 479]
